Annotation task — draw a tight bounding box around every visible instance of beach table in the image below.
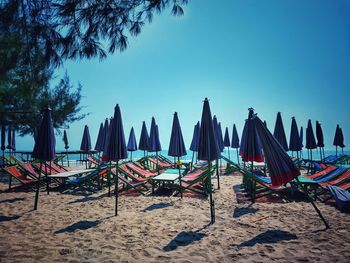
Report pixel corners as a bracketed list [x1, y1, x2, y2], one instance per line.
[48, 169, 94, 179]
[151, 172, 180, 194]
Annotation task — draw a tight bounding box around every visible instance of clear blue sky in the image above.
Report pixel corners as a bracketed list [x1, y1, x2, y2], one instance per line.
[18, 0, 350, 151]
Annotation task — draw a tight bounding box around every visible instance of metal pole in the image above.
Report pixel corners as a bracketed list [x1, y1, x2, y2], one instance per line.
[236, 148, 240, 165]
[178, 156, 182, 199]
[108, 161, 111, 197]
[34, 162, 42, 210]
[46, 162, 50, 195]
[115, 161, 119, 216]
[216, 159, 220, 189]
[208, 161, 215, 224]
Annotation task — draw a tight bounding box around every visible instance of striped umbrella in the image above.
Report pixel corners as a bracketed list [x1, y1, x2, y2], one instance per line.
[105, 104, 127, 216]
[168, 112, 187, 198]
[32, 107, 56, 210]
[273, 112, 288, 151]
[198, 98, 220, 224]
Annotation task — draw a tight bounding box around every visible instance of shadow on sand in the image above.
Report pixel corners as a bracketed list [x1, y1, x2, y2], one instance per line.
[163, 231, 207, 251]
[0, 197, 26, 204]
[54, 220, 101, 234]
[233, 206, 259, 218]
[236, 230, 297, 247]
[0, 215, 21, 222]
[142, 202, 174, 212]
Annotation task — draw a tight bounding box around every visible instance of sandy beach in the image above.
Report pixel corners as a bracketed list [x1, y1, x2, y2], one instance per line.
[0, 170, 349, 263]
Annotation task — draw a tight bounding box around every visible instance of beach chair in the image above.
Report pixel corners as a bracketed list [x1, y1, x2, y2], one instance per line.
[87, 156, 101, 167]
[63, 167, 107, 192]
[148, 156, 173, 169]
[113, 165, 150, 195]
[4, 166, 36, 190]
[46, 161, 67, 173]
[220, 155, 243, 174]
[125, 162, 158, 178]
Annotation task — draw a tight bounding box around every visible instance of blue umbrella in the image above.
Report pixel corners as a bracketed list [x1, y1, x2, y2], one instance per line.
[339, 128, 345, 155]
[198, 98, 220, 224]
[63, 130, 70, 166]
[32, 107, 56, 210]
[223, 127, 231, 160]
[299, 126, 304, 158]
[212, 116, 221, 182]
[100, 119, 109, 160]
[315, 121, 325, 161]
[105, 104, 127, 216]
[149, 117, 162, 173]
[231, 124, 240, 164]
[168, 112, 187, 198]
[80, 125, 91, 168]
[139, 121, 149, 157]
[1, 125, 6, 158]
[6, 126, 12, 153]
[253, 113, 329, 229]
[127, 127, 138, 160]
[94, 122, 104, 151]
[240, 108, 264, 164]
[289, 117, 301, 158]
[189, 121, 200, 168]
[306, 120, 317, 163]
[11, 129, 15, 151]
[217, 122, 225, 153]
[273, 112, 288, 151]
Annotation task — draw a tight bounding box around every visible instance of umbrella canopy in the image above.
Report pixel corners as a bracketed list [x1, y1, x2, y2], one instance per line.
[127, 127, 138, 151]
[333, 125, 342, 147]
[104, 104, 127, 161]
[80, 125, 92, 151]
[6, 126, 12, 150]
[168, 112, 187, 157]
[212, 116, 222, 152]
[63, 130, 69, 150]
[339, 128, 345, 148]
[198, 98, 220, 161]
[101, 119, 109, 153]
[32, 107, 56, 161]
[139, 121, 149, 151]
[231, 124, 240, 148]
[217, 122, 225, 152]
[94, 122, 104, 151]
[189, 121, 200, 152]
[315, 121, 324, 148]
[223, 127, 230, 147]
[289, 117, 301, 151]
[11, 129, 16, 151]
[254, 114, 300, 186]
[1, 125, 5, 151]
[148, 117, 161, 152]
[300, 126, 304, 148]
[263, 120, 267, 128]
[305, 120, 317, 150]
[239, 108, 264, 163]
[273, 112, 289, 151]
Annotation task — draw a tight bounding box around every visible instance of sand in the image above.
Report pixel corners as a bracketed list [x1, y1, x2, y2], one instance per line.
[1, 171, 350, 263]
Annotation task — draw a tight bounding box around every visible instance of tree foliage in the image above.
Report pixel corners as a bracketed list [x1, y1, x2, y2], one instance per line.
[0, 0, 188, 68]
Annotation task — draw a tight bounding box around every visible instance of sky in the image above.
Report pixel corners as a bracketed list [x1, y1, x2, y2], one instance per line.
[17, 0, 350, 151]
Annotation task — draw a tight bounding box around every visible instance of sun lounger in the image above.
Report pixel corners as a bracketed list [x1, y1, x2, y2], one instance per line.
[4, 166, 36, 190]
[125, 162, 158, 178]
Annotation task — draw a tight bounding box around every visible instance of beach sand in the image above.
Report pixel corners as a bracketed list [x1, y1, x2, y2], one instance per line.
[1, 171, 350, 263]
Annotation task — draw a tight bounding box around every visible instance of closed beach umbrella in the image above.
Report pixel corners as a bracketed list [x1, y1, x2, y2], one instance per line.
[212, 116, 221, 181]
[94, 122, 104, 151]
[1, 125, 5, 158]
[32, 107, 56, 210]
[333, 125, 342, 156]
[139, 121, 149, 157]
[149, 118, 162, 173]
[198, 98, 220, 224]
[224, 127, 231, 160]
[315, 121, 325, 161]
[105, 104, 127, 216]
[253, 113, 329, 229]
[168, 112, 187, 198]
[289, 117, 301, 159]
[273, 112, 289, 151]
[217, 122, 225, 153]
[240, 108, 264, 164]
[339, 128, 345, 155]
[231, 124, 240, 164]
[306, 120, 317, 161]
[80, 125, 91, 168]
[101, 119, 110, 159]
[6, 126, 12, 151]
[127, 127, 138, 160]
[189, 121, 200, 167]
[63, 130, 70, 166]
[11, 129, 15, 151]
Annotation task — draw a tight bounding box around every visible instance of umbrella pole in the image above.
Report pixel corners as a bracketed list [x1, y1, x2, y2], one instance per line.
[236, 148, 240, 165]
[108, 161, 111, 197]
[46, 162, 50, 195]
[130, 151, 133, 162]
[228, 147, 230, 160]
[208, 161, 215, 224]
[34, 162, 42, 210]
[156, 151, 159, 175]
[216, 159, 220, 189]
[322, 148, 325, 162]
[191, 151, 195, 171]
[319, 148, 322, 162]
[178, 156, 182, 199]
[143, 150, 145, 158]
[66, 150, 70, 167]
[336, 146, 338, 157]
[295, 177, 329, 229]
[115, 161, 119, 216]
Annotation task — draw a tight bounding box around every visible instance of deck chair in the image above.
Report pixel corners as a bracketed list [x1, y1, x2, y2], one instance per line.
[148, 156, 173, 169]
[125, 162, 158, 178]
[221, 155, 242, 174]
[63, 167, 106, 192]
[4, 166, 36, 190]
[304, 166, 349, 183]
[87, 156, 101, 167]
[327, 184, 350, 212]
[45, 161, 67, 173]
